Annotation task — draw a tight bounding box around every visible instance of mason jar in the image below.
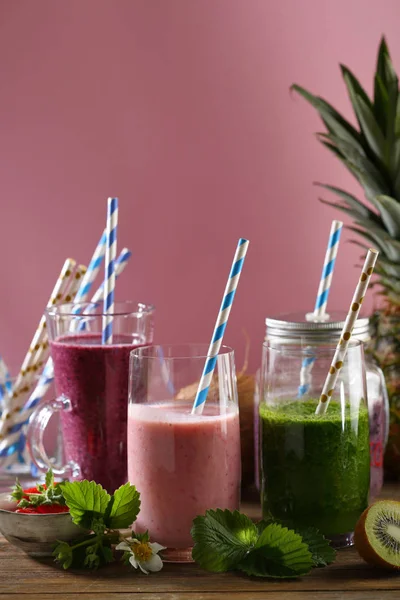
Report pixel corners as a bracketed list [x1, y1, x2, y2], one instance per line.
[254, 311, 389, 501]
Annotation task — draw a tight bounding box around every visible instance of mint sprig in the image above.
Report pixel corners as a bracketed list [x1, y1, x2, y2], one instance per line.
[191, 509, 335, 578]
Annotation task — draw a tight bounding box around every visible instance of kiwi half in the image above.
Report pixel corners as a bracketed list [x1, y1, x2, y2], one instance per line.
[355, 500, 400, 569]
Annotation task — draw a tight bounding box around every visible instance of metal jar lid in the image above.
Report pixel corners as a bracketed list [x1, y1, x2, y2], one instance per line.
[265, 310, 371, 342]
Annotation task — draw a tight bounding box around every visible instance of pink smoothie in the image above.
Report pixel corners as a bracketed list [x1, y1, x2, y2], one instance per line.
[128, 402, 241, 549]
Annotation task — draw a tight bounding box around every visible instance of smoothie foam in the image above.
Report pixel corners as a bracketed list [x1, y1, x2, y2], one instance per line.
[128, 402, 241, 548]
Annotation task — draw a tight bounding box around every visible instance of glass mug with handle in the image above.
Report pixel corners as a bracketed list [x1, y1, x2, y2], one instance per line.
[27, 301, 155, 492]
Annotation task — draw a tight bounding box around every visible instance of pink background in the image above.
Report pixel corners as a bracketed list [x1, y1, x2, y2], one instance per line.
[1, 0, 398, 374]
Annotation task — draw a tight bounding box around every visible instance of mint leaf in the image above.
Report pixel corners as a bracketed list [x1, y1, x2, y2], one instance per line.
[191, 509, 258, 572]
[238, 523, 313, 578]
[61, 481, 110, 528]
[296, 527, 336, 567]
[105, 483, 141, 529]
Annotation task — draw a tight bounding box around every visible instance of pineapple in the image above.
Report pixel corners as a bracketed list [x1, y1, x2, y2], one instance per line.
[293, 37, 400, 477]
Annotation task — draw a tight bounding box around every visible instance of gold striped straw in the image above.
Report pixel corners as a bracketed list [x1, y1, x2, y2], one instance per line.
[2, 263, 88, 431]
[29, 263, 87, 371]
[315, 248, 379, 416]
[0, 258, 77, 434]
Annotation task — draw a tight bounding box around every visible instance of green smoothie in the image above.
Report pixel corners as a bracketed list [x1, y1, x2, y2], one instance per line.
[259, 400, 370, 536]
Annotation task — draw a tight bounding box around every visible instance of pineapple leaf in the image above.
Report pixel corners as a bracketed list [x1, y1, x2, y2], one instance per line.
[378, 276, 400, 295]
[291, 85, 363, 145]
[377, 255, 400, 279]
[319, 199, 384, 234]
[317, 132, 389, 191]
[346, 225, 389, 254]
[374, 195, 400, 238]
[376, 37, 391, 87]
[340, 65, 373, 113]
[341, 65, 375, 143]
[390, 139, 400, 200]
[376, 37, 398, 92]
[349, 92, 387, 165]
[343, 161, 390, 207]
[320, 140, 345, 160]
[315, 183, 381, 222]
[347, 239, 369, 251]
[374, 74, 389, 133]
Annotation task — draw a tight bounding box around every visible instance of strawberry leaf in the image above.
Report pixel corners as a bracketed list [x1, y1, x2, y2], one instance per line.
[105, 482, 141, 529]
[61, 480, 110, 528]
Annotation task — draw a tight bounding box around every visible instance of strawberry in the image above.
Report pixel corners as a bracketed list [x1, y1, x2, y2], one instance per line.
[35, 505, 69, 514]
[21, 486, 46, 499]
[11, 470, 67, 513]
[16, 504, 69, 514]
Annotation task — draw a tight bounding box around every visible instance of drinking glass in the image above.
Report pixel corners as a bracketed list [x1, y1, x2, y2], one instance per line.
[27, 301, 154, 492]
[128, 343, 241, 562]
[259, 339, 370, 548]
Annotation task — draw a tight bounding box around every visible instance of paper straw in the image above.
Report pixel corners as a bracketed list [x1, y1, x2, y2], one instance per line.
[89, 247, 130, 304]
[315, 248, 379, 416]
[0, 264, 87, 440]
[0, 356, 12, 395]
[73, 230, 107, 303]
[102, 198, 118, 344]
[312, 220, 343, 320]
[0, 249, 132, 458]
[0, 259, 76, 417]
[298, 220, 343, 397]
[191, 238, 249, 415]
[30, 263, 87, 365]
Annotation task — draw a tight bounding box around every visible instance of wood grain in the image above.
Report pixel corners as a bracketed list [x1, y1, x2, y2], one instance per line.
[0, 485, 399, 598]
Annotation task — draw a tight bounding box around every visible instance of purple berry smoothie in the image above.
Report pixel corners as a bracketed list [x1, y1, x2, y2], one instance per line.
[51, 333, 141, 492]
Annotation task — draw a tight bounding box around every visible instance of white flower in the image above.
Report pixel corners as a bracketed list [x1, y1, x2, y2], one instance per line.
[116, 537, 166, 574]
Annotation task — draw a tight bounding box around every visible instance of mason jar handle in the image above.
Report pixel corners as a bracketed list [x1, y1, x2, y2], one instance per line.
[26, 395, 80, 479]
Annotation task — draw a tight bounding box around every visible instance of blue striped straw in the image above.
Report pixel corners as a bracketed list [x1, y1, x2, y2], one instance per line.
[102, 198, 118, 344]
[0, 247, 133, 457]
[313, 220, 343, 319]
[191, 238, 249, 415]
[298, 220, 343, 397]
[74, 230, 107, 304]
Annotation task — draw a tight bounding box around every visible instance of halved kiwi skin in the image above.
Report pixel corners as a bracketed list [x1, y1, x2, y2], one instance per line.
[354, 501, 400, 570]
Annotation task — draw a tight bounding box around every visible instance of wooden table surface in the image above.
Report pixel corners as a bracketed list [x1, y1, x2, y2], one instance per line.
[1, 485, 400, 600]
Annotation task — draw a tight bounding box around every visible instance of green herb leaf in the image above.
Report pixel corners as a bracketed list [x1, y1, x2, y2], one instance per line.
[191, 509, 258, 572]
[105, 483, 141, 529]
[10, 479, 24, 502]
[296, 527, 336, 567]
[53, 540, 74, 570]
[61, 480, 110, 528]
[45, 469, 55, 488]
[238, 523, 313, 579]
[134, 530, 150, 543]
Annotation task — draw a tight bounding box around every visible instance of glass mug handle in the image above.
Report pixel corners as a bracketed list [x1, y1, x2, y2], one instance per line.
[26, 395, 80, 479]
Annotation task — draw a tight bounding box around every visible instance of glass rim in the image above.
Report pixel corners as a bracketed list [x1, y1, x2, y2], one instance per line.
[130, 343, 234, 360]
[46, 300, 155, 318]
[263, 338, 363, 357]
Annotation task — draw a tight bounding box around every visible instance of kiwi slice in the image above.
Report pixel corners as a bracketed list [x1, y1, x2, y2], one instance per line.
[354, 500, 400, 569]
